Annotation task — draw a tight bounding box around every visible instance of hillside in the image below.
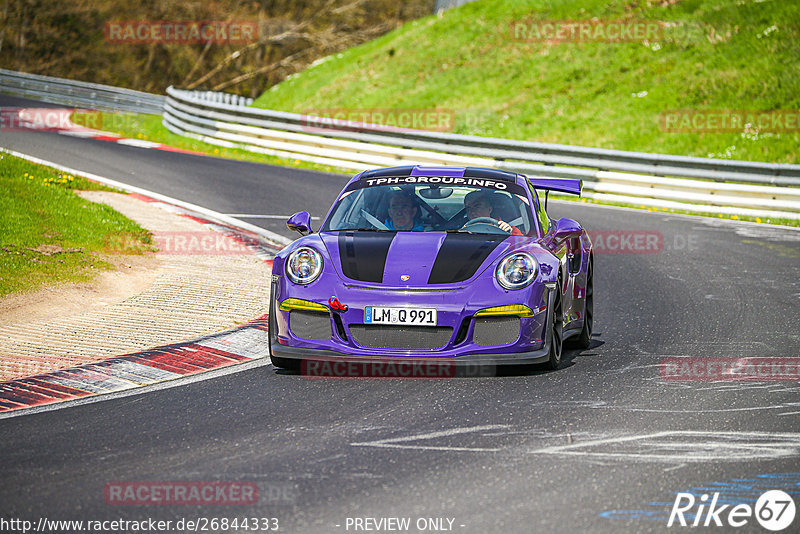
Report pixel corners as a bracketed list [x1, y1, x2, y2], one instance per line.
[253, 0, 800, 163]
[0, 0, 433, 97]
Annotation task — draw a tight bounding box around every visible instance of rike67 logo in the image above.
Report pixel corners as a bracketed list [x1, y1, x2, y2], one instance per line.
[668, 490, 796, 531]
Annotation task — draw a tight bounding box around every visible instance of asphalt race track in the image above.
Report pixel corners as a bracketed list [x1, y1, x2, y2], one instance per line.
[2, 95, 800, 533]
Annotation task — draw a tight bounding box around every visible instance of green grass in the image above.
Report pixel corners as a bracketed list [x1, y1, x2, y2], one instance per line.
[0, 153, 152, 297]
[253, 0, 800, 164]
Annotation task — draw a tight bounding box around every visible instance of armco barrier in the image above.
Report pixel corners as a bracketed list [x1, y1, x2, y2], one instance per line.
[0, 68, 164, 114]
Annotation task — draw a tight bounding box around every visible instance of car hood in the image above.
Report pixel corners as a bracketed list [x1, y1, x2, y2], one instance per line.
[318, 231, 521, 287]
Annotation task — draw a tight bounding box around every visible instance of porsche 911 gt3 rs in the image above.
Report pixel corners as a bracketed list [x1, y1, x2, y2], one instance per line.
[269, 165, 593, 371]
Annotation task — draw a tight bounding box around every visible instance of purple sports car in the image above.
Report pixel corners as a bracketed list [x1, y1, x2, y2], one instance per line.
[269, 165, 593, 372]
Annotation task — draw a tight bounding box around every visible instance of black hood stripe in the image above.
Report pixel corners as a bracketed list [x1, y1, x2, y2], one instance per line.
[338, 231, 396, 283]
[428, 234, 506, 284]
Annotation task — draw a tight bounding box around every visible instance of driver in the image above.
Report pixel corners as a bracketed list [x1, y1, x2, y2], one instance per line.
[463, 191, 522, 235]
[385, 191, 424, 231]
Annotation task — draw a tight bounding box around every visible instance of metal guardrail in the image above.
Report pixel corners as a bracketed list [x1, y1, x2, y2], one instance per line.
[0, 69, 165, 114]
[164, 86, 800, 220]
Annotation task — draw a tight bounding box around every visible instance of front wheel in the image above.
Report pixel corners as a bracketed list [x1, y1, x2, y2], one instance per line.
[544, 284, 563, 370]
[269, 294, 299, 371]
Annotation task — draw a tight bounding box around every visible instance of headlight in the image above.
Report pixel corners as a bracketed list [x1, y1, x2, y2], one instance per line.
[496, 252, 538, 290]
[286, 247, 323, 285]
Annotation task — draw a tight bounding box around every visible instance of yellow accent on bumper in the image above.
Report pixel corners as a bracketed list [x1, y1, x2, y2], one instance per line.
[279, 298, 329, 313]
[474, 304, 536, 318]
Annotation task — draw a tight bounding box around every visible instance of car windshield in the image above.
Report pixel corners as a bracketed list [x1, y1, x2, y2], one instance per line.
[321, 180, 535, 236]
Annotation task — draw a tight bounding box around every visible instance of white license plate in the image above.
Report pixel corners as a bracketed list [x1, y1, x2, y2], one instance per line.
[364, 306, 437, 326]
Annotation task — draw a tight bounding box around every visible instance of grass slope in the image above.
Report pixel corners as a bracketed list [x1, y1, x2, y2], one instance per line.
[0, 153, 151, 297]
[253, 0, 800, 164]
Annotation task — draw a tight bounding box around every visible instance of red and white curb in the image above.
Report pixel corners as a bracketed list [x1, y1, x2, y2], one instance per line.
[0, 316, 270, 413]
[57, 128, 206, 156]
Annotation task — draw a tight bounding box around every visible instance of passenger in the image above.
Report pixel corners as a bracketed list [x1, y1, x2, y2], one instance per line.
[385, 191, 424, 231]
[463, 190, 522, 235]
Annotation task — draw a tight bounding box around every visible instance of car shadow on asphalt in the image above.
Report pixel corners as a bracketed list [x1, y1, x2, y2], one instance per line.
[271, 337, 605, 378]
[497, 336, 605, 377]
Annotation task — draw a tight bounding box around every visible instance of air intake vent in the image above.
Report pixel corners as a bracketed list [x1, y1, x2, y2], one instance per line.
[349, 325, 453, 350]
[473, 317, 520, 346]
[289, 311, 331, 341]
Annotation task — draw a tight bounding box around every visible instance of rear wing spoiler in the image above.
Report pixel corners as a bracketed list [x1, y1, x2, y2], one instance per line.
[526, 177, 582, 196]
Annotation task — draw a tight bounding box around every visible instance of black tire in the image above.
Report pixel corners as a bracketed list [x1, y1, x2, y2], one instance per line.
[566, 257, 593, 349]
[268, 293, 299, 371]
[544, 282, 564, 370]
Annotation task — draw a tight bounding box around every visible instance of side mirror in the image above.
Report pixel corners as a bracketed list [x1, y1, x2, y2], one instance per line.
[287, 211, 313, 236]
[553, 217, 582, 242]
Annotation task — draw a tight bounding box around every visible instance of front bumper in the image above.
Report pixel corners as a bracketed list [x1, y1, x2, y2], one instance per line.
[271, 272, 553, 364]
[270, 343, 551, 366]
